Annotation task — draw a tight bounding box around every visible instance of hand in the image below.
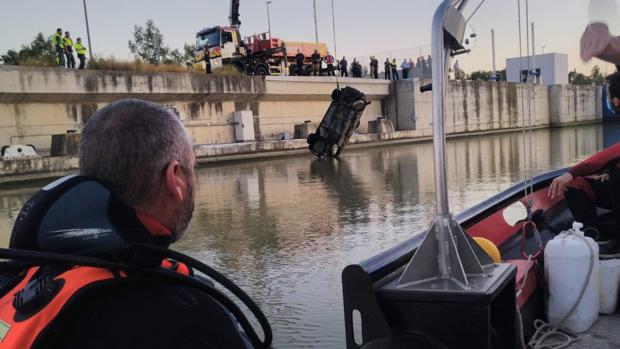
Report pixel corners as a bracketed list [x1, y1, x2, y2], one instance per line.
[586, 173, 610, 182]
[580, 23, 613, 61]
[548, 172, 573, 199]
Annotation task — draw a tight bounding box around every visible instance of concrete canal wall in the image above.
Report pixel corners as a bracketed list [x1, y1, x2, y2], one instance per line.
[0, 65, 603, 183]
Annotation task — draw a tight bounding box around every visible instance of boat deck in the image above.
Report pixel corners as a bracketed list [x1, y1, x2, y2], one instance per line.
[574, 314, 620, 348]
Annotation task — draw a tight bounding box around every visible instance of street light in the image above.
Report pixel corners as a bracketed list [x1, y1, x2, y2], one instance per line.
[82, 0, 94, 59]
[266, 1, 272, 37]
[313, 0, 319, 43]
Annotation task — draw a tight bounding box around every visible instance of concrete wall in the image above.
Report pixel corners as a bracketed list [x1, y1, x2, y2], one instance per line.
[0, 66, 602, 154]
[387, 79, 601, 135]
[0, 66, 389, 150]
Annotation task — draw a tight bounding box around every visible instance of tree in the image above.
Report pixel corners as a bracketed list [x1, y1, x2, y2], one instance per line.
[128, 19, 171, 64]
[468, 70, 493, 81]
[1, 33, 56, 66]
[183, 43, 196, 65]
[590, 65, 605, 85]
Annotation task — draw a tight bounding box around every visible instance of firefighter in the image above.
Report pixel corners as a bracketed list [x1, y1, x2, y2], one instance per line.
[339, 56, 348, 77]
[63, 31, 75, 69]
[295, 49, 305, 76]
[384, 58, 391, 80]
[51, 28, 65, 67]
[75, 37, 87, 69]
[311, 49, 321, 76]
[325, 51, 335, 76]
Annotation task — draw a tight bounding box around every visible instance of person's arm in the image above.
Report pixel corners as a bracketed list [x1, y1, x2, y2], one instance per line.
[580, 22, 620, 65]
[570, 141, 620, 177]
[548, 142, 620, 198]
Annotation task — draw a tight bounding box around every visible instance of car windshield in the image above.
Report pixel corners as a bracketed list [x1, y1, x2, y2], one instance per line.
[196, 30, 220, 49]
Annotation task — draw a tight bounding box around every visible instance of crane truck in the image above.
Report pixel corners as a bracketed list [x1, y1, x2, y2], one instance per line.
[194, 0, 328, 76]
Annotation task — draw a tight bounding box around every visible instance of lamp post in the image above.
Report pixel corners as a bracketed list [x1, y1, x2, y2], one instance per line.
[313, 0, 319, 43]
[266, 1, 272, 37]
[82, 0, 93, 59]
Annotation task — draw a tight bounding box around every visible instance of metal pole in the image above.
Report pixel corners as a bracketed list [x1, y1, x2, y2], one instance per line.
[542, 45, 546, 54]
[82, 0, 93, 59]
[313, 0, 319, 43]
[491, 29, 496, 80]
[266, 1, 272, 37]
[431, 1, 451, 217]
[531, 22, 536, 83]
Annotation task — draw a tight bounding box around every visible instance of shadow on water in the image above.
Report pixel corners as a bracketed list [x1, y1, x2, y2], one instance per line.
[0, 123, 618, 347]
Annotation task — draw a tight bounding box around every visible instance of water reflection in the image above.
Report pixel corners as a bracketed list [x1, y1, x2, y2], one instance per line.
[0, 123, 611, 348]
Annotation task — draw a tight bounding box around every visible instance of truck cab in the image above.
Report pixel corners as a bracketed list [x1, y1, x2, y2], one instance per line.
[194, 26, 244, 71]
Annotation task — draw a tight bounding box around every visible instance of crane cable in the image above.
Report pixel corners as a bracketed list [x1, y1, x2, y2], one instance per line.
[331, 0, 340, 90]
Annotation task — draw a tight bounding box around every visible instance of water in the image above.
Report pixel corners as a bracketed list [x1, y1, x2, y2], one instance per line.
[0, 123, 616, 348]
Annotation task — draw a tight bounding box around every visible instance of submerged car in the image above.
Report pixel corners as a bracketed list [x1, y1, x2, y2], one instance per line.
[307, 86, 370, 158]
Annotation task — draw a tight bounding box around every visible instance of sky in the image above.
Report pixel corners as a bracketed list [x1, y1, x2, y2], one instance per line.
[1, 0, 620, 75]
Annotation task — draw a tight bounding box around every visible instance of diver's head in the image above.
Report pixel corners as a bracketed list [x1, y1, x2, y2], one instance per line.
[79, 99, 196, 242]
[607, 72, 620, 110]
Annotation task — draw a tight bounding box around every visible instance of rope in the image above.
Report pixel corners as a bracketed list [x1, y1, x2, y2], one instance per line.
[527, 229, 595, 349]
[517, 0, 528, 201]
[330, 0, 340, 90]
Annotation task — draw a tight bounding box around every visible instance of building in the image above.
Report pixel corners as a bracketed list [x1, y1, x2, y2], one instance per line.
[506, 53, 568, 86]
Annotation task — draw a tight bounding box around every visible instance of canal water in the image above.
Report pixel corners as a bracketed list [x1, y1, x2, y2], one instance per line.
[0, 123, 616, 348]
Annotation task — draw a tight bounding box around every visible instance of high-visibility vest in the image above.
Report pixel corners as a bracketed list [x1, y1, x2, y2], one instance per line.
[75, 43, 87, 55]
[63, 37, 73, 49]
[52, 34, 64, 48]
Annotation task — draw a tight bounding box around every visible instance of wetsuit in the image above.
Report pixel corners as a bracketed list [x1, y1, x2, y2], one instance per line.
[565, 142, 620, 238]
[7, 176, 252, 349]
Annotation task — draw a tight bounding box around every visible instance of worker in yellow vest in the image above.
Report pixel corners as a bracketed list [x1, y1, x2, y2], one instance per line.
[51, 28, 65, 67]
[75, 38, 88, 69]
[63, 31, 76, 69]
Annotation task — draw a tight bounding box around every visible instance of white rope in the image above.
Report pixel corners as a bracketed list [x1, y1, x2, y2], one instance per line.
[527, 230, 594, 349]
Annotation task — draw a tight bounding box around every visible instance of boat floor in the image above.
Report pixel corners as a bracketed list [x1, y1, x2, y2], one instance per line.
[573, 313, 620, 348]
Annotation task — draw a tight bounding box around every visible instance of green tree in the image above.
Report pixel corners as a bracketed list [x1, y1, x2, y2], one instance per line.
[590, 65, 605, 85]
[1, 33, 56, 66]
[128, 19, 171, 64]
[183, 43, 196, 65]
[468, 70, 493, 81]
[569, 69, 593, 85]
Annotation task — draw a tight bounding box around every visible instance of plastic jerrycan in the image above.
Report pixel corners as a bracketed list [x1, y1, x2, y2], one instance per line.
[545, 222, 600, 333]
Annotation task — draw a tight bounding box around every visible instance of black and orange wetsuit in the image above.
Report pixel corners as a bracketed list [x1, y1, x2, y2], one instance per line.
[0, 176, 255, 349]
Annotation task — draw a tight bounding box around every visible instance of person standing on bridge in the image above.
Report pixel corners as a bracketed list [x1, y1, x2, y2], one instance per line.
[401, 59, 411, 79]
[311, 49, 322, 76]
[384, 58, 391, 80]
[325, 51, 335, 76]
[63, 31, 76, 69]
[75, 37, 88, 70]
[391, 59, 399, 80]
[339, 57, 348, 77]
[295, 49, 305, 76]
[52, 28, 65, 67]
[370, 56, 379, 79]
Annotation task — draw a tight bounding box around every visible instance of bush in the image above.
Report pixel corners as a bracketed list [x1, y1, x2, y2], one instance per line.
[1, 33, 56, 66]
[211, 64, 242, 76]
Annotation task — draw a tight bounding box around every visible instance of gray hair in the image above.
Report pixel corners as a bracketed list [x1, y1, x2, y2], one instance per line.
[79, 99, 193, 207]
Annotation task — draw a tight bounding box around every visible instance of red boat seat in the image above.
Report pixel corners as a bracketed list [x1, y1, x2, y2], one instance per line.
[508, 259, 537, 308]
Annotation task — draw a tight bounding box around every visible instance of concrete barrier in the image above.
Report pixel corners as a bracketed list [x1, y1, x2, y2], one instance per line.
[0, 66, 605, 184]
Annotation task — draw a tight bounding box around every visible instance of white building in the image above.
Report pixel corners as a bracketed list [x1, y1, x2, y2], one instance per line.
[506, 53, 568, 86]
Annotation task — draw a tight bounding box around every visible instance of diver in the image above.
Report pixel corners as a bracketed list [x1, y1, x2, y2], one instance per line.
[0, 99, 271, 348]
